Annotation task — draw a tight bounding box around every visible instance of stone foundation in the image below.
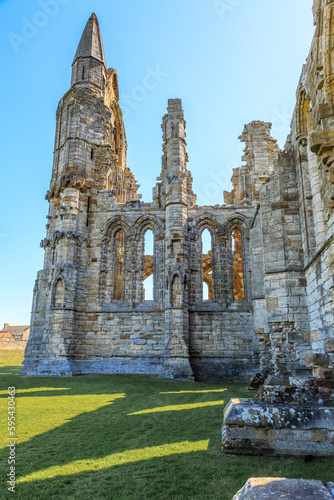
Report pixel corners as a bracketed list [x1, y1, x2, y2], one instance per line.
[21, 357, 167, 377]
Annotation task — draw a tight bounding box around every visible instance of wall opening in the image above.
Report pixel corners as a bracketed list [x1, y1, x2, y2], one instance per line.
[202, 229, 213, 301]
[172, 275, 182, 307]
[54, 278, 65, 308]
[143, 229, 154, 300]
[113, 229, 124, 301]
[203, 282, 209, 301]
[82, 66, 85, 80]
[231, 229, 245, 300]
[297, 89, 313, 136]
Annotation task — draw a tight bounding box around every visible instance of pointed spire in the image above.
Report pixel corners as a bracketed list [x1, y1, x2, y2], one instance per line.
[73, 13, 106, 66]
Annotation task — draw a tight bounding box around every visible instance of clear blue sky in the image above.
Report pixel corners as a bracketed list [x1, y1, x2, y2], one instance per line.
[0, 0, 314, 325]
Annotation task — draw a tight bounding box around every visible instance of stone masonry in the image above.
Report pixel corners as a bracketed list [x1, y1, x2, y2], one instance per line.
[221, 0, 334, 458]
[23, 4, 334, 391]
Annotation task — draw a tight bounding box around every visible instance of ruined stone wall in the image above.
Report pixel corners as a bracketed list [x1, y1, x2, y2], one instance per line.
[25, 5, 334, 382]
[189, 311, 257, 381]
[259, 147, 310, 332]
[24, 82, 261, 381]
[288, 0, 334, 356]
[224, 122, 281, 206]
[305, 247, 334, 351]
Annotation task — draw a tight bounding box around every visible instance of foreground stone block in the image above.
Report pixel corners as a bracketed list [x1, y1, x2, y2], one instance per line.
[232, 478, 333, 499]
[327, 483, 334, 496]
[222, 399, 334, 457]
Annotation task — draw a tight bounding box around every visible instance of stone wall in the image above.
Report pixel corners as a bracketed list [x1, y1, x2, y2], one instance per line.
[305, 244, 334, 351]
[189, 311, 257, 381]
[0, 342, 27, 351]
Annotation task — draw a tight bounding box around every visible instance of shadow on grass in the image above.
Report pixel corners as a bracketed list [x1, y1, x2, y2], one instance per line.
[0, 365, 22, 376]
[1, 361, 334, 500]
[0, 372, 248, 499]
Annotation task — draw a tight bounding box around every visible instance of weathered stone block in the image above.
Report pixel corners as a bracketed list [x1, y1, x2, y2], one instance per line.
[222, 399, 334, 457]
[305, 353, 330, 367]
[325, 339, 334, 353]
[232, 478, 333, 500]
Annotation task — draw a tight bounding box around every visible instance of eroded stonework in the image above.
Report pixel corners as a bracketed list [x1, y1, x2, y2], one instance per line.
[23, 5, 334, 388]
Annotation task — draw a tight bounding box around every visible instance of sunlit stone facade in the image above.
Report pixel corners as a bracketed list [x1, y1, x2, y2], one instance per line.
[23, 4, 334, 389]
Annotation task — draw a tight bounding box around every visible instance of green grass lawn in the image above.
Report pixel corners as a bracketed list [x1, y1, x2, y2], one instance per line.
[0, 351, 333, 500]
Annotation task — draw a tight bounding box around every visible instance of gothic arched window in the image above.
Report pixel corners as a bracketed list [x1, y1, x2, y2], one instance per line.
[231, 229, 244, 301]
[142, 229, 154, 301]
[201, 229, 213, 301]
[113, 229, 124, 301]
[54, 278, 65, 308]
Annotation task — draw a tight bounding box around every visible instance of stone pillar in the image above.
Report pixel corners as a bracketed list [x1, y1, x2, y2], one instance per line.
[161, 99, 193, 379]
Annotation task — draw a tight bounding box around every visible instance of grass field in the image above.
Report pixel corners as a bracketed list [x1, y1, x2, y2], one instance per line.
[1, 351, 333, 499]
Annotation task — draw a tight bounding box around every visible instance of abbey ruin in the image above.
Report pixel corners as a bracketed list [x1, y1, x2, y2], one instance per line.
[23, 0, 334, 425]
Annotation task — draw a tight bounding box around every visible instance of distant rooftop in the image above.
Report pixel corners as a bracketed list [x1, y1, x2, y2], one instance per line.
[1, 323, 30, 340]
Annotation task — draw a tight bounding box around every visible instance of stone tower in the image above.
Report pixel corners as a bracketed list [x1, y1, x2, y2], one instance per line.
[23, 14, 141, 376]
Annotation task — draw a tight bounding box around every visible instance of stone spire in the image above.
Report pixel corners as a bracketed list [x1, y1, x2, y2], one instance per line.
[73, 13, 106, 65]
[71, 13, 107, 92]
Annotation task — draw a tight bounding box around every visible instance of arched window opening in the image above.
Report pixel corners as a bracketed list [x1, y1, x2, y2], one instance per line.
[54, 278, 65, 308]
[82, 66, 85, 80]
[172, 275, 182, 307]
[203, 282, 209, 301]
[113, 229, 124, 301]
[202, 229, 213, 301]
[143, 230, 154, 301]
[232, 229, 245, 301]
[297, 90, 313, 137]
